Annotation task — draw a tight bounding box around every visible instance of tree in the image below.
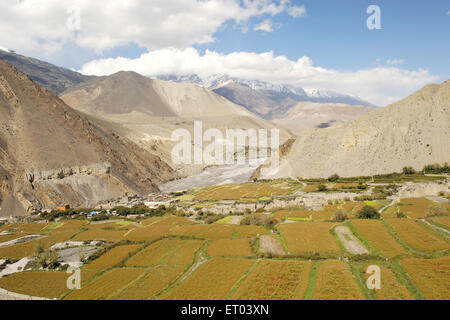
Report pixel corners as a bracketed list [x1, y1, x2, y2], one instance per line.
[426, 205, 447, 217]
[357, 206, 380, 219]
[318, 185, 328, 192]
[402, 166, 416, 175]
[328, 174, 340, 182]
[332, 209, 348, 222]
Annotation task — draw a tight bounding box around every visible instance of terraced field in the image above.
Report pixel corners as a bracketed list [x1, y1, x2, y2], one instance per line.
[313, 260, 364, 300]
[388, 219, 450, 251]
[350, 220, 405, 257]
[231, 260, 311, 300]
[278, 222, 340, 254]
[1, 190, 449, 301]
[164, 258, 254, 300]
[401, 257, 450, 300]
[206, 239, 252, 257]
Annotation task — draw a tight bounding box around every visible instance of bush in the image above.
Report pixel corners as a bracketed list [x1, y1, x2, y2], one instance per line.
[396, 211, 407, 218]
[357, 206, 380, 219]
[328, 174, 340, 182]
[332, 209, 348, 222]
[402, 166, 417, 175]
[318, 185, 328, 192]
[426, 205, 447, 217]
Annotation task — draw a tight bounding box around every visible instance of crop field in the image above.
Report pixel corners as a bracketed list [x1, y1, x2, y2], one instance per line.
[311, 205, 340, 221]
[397, 198, 435, 219]
[126, 239, 184, 267]
[74, 229, 128, 241]
[278, 222, 340, 254]
[0, 271, 70, 298]
[342, 202, 365, 214]
[429, 217, 450, 229]
[235, 225, 268, 237]
[164, 258, 254, 300]
[231, 260, 311, 300]
[206, 239, 252, 257]
[362, 264, 413, 300]
[350, 220, 405, 257]
[86, 244, 142, 270]
[302, 184, 319, 192]
[388, 219, 450, 251]
[402, 257, 450, 300]
[193, 181, 299, 201]
[313, 260, 364, 300]
[110, 265, 185, 300]
[170, 224, 235, 239]
[272, 209, 312, 221]
[64, 268, 145, 300]
[164, 240, 203, 265]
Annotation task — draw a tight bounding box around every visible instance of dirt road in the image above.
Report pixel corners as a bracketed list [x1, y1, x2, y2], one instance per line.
[335, 226, 369, 255]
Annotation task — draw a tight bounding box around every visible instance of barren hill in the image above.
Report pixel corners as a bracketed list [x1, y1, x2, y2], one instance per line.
[261, 81, 450, 179]
[272, 102, 373, 136]
[61, 72, 290, 176]
[0, 50, 93, 94]
[0, 61, 176, 216]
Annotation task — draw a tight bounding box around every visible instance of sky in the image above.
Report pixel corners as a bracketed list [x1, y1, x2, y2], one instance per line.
[0, 0, 449, 106]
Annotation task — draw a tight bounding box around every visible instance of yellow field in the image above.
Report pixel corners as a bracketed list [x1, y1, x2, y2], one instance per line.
[74, 229, 127, 241]
[231, 260, 311, 300]
[206, 239, 252, 257]
[64, 268, 145, 300]
[193, 182, 298, 201]
[164, 258, 254, 300]
[398, 198, 434, 219]
[429, 217, 450, 228]
[272, 210, 312, 220]
[235, 225, 268, 237]
[164, 240, 203, 265]
[0, 228, 80, 259]
[311, 205, 340, 221]
[362, 264, 412, 300]
[126, 239, 184, 267]
[313, 260, 364, 300]
[110, 265, 185, 300]
[170, 224, 235, 239]
[0, 271, 69, 298]
[86, 244, 142, 270]
[278, 222, 340, 254]
[351, 220, 405, 258]
[402, 257, 450, 300]
[388, 219, 450, 251]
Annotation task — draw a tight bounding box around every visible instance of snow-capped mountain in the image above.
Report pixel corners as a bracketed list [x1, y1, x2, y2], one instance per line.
[155, 74, 376, 119]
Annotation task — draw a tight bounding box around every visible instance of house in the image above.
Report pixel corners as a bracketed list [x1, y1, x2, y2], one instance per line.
[56, 205, 70, 211]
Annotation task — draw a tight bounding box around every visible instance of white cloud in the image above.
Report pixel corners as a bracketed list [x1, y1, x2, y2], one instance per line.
[387, 59, 405, 65]
[254, 19, 274, 32]
[0, 0, 296, 55]
[80, 48, 439, 106]
[287, 5, 306, 18]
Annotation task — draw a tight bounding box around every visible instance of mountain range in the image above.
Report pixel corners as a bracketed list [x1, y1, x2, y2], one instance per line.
[259, 80, 450, 179]
[60, 71, 288, 177]
[0, 61, 176, 216]
[157, 74, 377, 119]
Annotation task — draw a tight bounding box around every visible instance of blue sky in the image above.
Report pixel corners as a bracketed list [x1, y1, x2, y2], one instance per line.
[202, 0, 450, 78]
[0, 0, 448, 105]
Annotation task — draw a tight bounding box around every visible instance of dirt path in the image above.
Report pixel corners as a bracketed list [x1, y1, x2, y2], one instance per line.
[419, 219, 450, 236]
[259, 235, 285, 255]
[334, 226, 369, 255]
